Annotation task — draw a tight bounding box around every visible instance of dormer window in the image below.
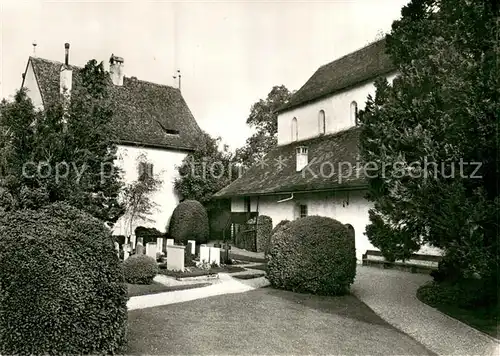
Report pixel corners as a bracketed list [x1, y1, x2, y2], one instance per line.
[350, 101, 358, 126]
[165, 129, 180, 135]
[291, 117, 298, 141]
[156, 119, 180, 136]
[318, 110, 326, 135]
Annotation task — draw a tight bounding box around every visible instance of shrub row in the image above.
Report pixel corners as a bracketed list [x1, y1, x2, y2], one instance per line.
[135, 226, 164, 245]
[417, 279, 498, 309]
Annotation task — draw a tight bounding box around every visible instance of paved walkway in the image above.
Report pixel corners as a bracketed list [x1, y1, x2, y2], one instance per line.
[352, 266, 500, 356]
[127, 273, 270, 310]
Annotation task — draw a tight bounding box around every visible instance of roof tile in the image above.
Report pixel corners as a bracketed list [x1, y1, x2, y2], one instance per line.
[27, 57, 202, 150]
[278, 38, 395, 113]
[214, 128, 366, 197]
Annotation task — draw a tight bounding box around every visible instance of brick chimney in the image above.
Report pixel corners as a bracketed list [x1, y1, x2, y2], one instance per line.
[296, 146, 308, 171]
[59, 43, 72, 96]
[109, 54, 124, 86]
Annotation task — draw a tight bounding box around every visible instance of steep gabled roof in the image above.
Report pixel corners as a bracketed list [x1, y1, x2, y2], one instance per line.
[214, 127, 366, 198]
[24, 57, 203, 151]
[278, 38, 395, 113]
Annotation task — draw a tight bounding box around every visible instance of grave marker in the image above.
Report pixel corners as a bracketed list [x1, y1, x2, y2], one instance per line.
[123, 243, 130, 261]
[145, 242, 157, 259]
[209, 247, 221, 266]
[166, 245, 185, 272]
[157, 237, 164, 253]
[199, 245, 210, 264]
[187, 240, 196, 254]
[135, 241, 144, 255]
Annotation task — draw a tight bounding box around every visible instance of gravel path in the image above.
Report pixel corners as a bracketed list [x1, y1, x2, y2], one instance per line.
[352, 266, 500, 356]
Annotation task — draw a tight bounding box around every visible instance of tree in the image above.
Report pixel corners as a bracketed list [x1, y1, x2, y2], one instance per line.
[0, 60, 125, 226]
[359, 0, 498, 299]
[174, 130, 238, 211]
[121, 153, 162, 242]
[235, 85, 293, 168]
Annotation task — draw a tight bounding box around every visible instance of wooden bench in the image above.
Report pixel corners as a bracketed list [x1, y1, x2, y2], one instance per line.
[362, 250, 442, 274]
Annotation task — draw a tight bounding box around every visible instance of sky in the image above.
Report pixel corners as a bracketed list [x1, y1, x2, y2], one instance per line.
[0, 0, 409, 151]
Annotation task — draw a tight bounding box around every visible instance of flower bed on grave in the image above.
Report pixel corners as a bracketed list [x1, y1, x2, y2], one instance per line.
[158, 264, 246, 279]
[232, 273, 266, 280]
[127, 281, 211, 297]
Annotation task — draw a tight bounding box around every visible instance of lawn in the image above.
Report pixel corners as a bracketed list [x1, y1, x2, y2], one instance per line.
[420, 299, 499, 339]
[417, 283, 499, 339]
[127, 282, 210, 297]
[127, 288, 435, 355]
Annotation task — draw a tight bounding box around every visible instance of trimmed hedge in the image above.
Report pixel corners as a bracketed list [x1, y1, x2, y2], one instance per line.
[266, 219, 291, 256]
[115, 234, 126, 245]
[0, 203, 128, 355]
[123, 254, 159, 284]
[417, 279, 498, 309]
[255, 215, 272, 253]
[267, 216, 356, 295]
[135, 226, 164, 245]
[271, 219, 291, 235]
[169, 200, 209, 244]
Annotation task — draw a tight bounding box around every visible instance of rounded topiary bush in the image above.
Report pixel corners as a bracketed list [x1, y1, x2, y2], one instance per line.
[0, 202, 128, 355]
[255, 215, 273, 253]
[267, 215, 356, 295]
[123, 254, 159, 284]
[265, 219, 291, 256]
[168, 200, 209, 244]
[271, 219, 291, 235]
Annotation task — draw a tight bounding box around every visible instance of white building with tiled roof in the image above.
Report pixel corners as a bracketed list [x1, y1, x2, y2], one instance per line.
[215, 39, 440, 263]
[21, 44, 203, 244]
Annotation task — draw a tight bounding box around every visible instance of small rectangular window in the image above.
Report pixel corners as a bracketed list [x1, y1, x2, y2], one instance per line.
[299, 204, 308, 218]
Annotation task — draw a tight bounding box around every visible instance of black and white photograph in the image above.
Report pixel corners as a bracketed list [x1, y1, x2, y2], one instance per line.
[0, 0, 498, 354]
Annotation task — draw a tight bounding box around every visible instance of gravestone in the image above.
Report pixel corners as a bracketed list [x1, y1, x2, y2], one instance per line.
[199, 245, 210, 264]
[187, 240, 196, 255]
[114, 241, 120, 257]
[157, 237, 164, 254]
[209, 247, 221, 266]
[123, 244, 130, 261]
[135, 241, 144, 255]
[166, 238, 174, 246]
[166, 245, 185, 272]
[145, 242, 157, 259]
